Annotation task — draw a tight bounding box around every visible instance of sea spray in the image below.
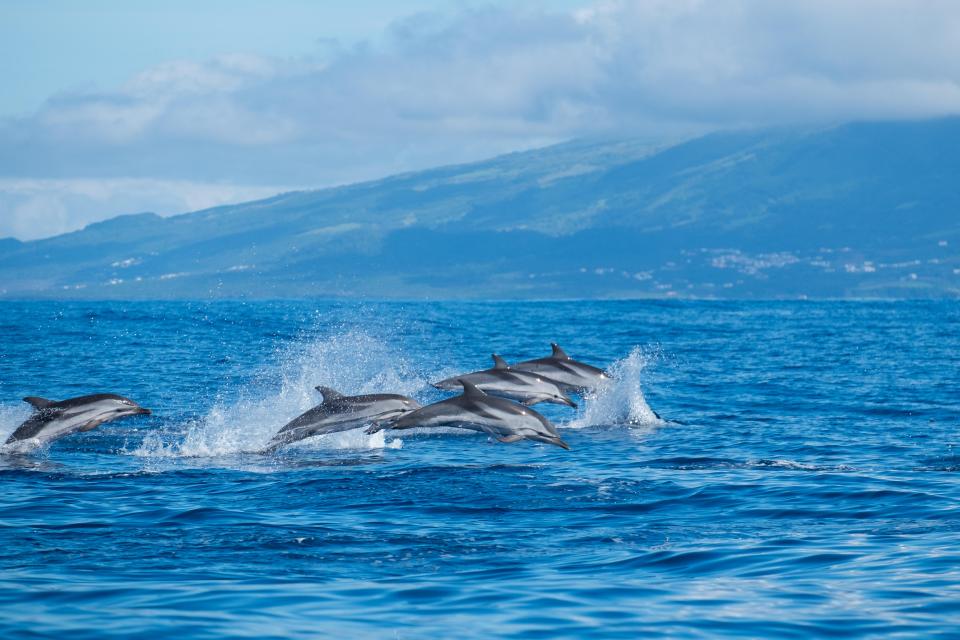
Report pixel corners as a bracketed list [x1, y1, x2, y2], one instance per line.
[134, 330, 424, 457]
[0, 403, 33, 453]
[562, 346, 662, 429]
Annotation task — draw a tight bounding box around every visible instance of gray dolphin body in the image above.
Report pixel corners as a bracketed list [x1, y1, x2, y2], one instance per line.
[262, 386, 421, 452]
[512, 344, 612, 393]
[433, 355, 577, 407]
[4, 394, 151, 449]
[370, 380, 569, 450]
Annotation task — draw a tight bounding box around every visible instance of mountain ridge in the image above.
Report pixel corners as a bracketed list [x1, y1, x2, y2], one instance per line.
[2, 119, 958, 299]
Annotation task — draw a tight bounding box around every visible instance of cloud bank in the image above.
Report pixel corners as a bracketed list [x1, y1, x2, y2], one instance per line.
[2, 0, 960, 239]
[0, 178, 287, 240]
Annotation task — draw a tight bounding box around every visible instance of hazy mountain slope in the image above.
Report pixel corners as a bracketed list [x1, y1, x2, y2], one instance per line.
[1, 120, 958, 299]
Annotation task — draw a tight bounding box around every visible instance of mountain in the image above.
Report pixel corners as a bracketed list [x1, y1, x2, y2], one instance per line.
[2, 119, 958, 299]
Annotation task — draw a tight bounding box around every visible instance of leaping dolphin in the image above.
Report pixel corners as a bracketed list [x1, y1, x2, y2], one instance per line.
[4, 394, 151, 450]
[261, 386, 421, 453]
[370, 379, 570, 450]
[512, 343, 612, 393]
[433, 355, 577, 407]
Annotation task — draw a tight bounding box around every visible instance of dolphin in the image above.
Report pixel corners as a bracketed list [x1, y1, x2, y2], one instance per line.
[261, 386, 421, 453]
[511, 343, 612, 393]
[433, 355, 577, 407]
[370, 379, 570, 450]
[4, 394, 151, 450]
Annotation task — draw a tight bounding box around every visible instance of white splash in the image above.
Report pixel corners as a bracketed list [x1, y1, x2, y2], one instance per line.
[562, 346, 662, 429]
[132, 330, 422, 458]
[0, 402, 32, 453]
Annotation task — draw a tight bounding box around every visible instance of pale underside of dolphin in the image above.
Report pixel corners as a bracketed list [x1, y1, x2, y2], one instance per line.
[261, 386, 421, 453]
[3, 394, 151, 451]
[371, 379, 569, 450]
[511, 343, 612, 393]
[433, 354, 577, 407]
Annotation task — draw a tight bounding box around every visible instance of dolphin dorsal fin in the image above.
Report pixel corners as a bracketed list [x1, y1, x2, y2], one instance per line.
[550, 343, 570, 360]
[459, 379, 486, 397]
[315, 386, 345, 402]
[23, 396, 55, 410]
[491, 354, 510, 370]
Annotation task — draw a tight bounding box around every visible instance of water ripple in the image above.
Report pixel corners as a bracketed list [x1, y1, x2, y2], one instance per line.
[1, 300, 959, 637]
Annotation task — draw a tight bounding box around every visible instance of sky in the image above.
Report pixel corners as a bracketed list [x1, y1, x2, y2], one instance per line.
[1, 0, 959, 240]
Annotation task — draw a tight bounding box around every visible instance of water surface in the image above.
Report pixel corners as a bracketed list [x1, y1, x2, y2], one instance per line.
[1, 301, 958, 638]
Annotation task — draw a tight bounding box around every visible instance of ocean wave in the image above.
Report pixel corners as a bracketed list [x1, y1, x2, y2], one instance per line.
[562, 346, 663, 429]
[0, 404, 35, 454]
[6, 334, 660, 457]
[131, 330, 419, 457]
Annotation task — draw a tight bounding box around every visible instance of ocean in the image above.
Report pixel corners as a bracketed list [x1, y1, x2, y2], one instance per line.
[1, 300, 958, 638]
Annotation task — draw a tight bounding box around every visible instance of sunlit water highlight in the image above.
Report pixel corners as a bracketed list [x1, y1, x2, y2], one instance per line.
[0, 300, 958, 638]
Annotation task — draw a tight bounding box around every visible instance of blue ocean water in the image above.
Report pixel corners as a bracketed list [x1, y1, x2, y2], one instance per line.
[0, 300, 958, 638]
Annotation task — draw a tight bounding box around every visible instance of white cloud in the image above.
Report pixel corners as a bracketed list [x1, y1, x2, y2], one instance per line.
[0, 178, 292, 240]
[2, 0, 960, 239]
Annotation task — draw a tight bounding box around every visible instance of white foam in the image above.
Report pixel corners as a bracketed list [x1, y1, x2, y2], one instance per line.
[285, 427, 404, 452]
[0, 404, 34, 454]
[562, 346, 662, 429]
[132, 330, 423, 458]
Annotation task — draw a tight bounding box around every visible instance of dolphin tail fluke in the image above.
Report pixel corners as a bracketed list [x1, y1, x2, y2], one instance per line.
[257, 436, 288, 454]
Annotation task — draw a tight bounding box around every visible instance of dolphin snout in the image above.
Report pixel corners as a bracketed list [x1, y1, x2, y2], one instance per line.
[553, 437, 571, 450]
[138, 407, 152, 415]
[558, 395, 578, 408]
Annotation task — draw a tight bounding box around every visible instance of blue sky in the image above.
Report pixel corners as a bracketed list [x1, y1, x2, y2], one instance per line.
[2, 1, 585, 117]
[1, 0, 959, 240]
